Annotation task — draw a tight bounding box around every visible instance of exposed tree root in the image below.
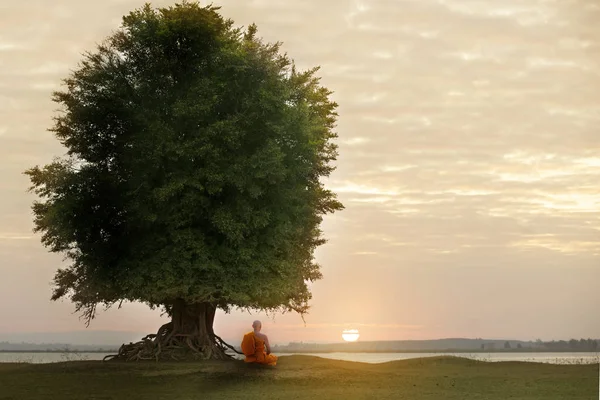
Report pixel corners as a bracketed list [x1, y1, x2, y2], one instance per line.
[103, 322, 243, 362]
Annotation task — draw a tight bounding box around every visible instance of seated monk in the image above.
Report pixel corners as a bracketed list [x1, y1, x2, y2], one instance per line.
[241, 320, 277, 366]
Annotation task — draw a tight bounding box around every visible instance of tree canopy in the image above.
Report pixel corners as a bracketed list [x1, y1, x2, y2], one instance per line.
[25, 2, 343, 331]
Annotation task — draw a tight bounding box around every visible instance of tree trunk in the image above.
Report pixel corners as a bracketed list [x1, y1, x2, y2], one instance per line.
[105, 299, 233, 362]
[169, 299, 225, 360]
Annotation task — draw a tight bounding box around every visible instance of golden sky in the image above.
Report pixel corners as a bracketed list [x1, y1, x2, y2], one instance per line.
[0, 0, 599, 344]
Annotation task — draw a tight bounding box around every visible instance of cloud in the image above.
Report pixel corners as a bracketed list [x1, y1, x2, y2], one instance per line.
[341, 137, 371, 146]
[29, 82, 59, 91]
[0, 234, 32, 240]
[0, 0, 598, 339]
[0, 43, 23, 51]
[269, 322, 425, 330]
[29, 62, 71, 76]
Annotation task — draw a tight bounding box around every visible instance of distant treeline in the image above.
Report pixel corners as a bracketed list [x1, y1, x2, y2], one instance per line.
[2, 338, 598, 353]
[270, 338, 600, 353]
[0, 342, 117, 352]
[539, 339, 598, 352]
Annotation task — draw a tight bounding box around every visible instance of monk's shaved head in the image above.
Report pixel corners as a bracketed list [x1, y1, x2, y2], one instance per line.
[252, 320, 262, 330]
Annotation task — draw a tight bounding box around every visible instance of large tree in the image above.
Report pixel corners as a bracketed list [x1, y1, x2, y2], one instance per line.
[25, 2, 343, 361]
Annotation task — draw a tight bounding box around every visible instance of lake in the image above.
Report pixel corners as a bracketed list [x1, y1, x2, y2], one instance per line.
[1, 352, 598, 364]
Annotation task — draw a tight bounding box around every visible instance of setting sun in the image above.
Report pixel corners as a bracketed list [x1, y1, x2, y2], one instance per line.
[342, 329, 360, 342]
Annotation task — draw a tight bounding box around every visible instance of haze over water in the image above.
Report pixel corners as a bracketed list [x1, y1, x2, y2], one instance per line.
[1, 0, 599, 344]
[0, 352, 597, 365]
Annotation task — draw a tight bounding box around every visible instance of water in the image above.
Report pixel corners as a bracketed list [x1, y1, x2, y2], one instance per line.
[1, 352, 598, 364]
[0, 352, 108, 363]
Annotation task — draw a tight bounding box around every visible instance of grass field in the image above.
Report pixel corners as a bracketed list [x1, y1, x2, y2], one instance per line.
[0, 355, 597, 400]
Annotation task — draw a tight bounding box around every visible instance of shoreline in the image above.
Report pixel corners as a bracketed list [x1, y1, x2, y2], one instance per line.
[274, 349, 600, 354]
[1, 349, 598, 354]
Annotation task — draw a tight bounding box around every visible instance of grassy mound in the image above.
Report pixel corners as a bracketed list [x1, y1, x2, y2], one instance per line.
[0, 355, 596, 399]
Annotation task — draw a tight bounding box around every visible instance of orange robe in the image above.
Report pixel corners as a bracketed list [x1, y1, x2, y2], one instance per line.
[241, 332, 277, 366]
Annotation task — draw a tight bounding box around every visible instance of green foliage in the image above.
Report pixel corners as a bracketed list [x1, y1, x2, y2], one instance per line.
[25, 2, 343, 324]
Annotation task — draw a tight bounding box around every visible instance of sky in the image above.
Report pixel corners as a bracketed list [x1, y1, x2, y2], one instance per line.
[1, 0, 599, 345]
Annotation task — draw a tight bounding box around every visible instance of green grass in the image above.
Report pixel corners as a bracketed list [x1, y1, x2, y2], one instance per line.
[0, 356, 597, 400]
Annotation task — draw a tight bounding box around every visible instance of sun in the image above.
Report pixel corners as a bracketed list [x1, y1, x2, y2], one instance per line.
[342, 329, 360, 342]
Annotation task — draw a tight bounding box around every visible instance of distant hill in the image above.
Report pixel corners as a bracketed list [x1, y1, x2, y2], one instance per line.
[0, 330, 147, 350]
[1, 333, 597, 353]
[0, 342, 118, 352]
[271, 338, 600, 353]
